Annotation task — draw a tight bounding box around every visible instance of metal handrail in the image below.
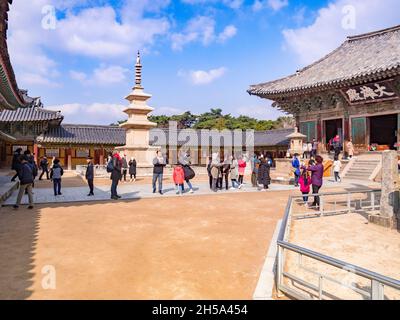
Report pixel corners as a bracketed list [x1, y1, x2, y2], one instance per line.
[276, 189, 400, 300]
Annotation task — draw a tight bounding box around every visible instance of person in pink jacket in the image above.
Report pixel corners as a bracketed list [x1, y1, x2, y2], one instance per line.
[299, 169, 312, 206]
[238, 156, 247, 188]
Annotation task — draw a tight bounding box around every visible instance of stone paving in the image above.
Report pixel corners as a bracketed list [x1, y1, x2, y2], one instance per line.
[2, 176, 380, 206]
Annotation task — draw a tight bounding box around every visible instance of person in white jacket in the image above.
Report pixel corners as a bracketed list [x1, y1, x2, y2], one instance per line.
[333, 156, 342, 183]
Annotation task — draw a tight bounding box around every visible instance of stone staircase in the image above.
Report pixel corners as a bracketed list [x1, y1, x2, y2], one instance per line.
[342, 157, 381, 181]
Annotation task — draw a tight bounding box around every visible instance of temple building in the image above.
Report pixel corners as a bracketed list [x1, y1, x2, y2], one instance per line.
[248, 25, 400, 154]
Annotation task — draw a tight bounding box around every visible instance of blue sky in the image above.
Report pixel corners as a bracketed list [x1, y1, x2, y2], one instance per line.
[7, 0, 400, 124]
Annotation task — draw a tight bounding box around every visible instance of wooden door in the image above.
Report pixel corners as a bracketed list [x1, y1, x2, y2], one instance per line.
[351, 117, 367, 147]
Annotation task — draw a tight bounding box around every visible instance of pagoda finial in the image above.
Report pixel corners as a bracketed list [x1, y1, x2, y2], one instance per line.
[135, 51, 143, 89]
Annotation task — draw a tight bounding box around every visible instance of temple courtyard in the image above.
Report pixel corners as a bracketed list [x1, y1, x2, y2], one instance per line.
[1, 172, 399, 300]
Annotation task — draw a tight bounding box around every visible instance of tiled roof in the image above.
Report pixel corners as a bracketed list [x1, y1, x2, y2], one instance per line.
[36, 124, 126, 145]
[0, 106, 64, 122]
[36, 124, 293, 148]
[248, 25, 400, 98]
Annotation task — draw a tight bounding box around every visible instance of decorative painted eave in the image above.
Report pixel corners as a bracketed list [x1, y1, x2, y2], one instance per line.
[248, 24, 400, 100]
[0, 0, 27, 109]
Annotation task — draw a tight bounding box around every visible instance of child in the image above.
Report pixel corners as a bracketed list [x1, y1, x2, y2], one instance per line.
[333, 156, 342, 182]
[299, 169, 311, 206]
[173, 165, 185, 195]
[50, 158, 64, 196]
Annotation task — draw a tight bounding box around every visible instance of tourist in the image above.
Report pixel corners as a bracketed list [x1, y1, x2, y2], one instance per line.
[302, 142, 308, 159]
[207, 156, 213, 189]
[347, 139, 354, 159]
[257, 156, 271, 191]
[13, 155, 34, 210]
[129, 157, 137, 182]
[24, 150, 38, 190]
[179, 151, 195, 194]
[299, 169, 311, 206]
[221, 157, 231, 191]
[217, 158, 224, 190]
[210, 153, 221, 192]
[230, 155, 239, 189]
[172, 164, 185, 195]
[311, 139, 318, 158]
[152, 150, 166, 195]
[251, 154, 261, 187]
[10, 148, 22, 182]
[109, 151, 122, 200]
[307, 141, 313, 159]
[307, 155, 324, 208]
[50, 158, 64, 196]
[292, 153, 301, 187]
[85, 156, 94, 196]
[39, 156, 50, 180]
[333, 135, 341, 158]
[333, 156, 342, 183]
[121, 154, 128, 182]
[238, 155, 247, 187]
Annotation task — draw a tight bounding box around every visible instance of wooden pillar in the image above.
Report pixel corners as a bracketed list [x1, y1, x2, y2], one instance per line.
[343, 112, 350, 141]
[66, 148, 72, 170]
[316, 116, 322, 143]
[33, 143, 39, 165]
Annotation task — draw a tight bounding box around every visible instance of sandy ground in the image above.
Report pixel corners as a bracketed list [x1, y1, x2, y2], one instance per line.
[286, 213, 400, 300]
[0, 191, 290, 300]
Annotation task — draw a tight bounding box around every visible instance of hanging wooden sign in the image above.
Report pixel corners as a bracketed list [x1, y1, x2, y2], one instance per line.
[341, 80, 398, 105]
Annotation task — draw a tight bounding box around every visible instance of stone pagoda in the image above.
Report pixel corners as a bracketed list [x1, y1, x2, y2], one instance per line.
[116, 51, 158, 167]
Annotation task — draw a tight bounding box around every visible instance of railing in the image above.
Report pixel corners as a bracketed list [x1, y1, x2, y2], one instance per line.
[276, 189, 400, 300]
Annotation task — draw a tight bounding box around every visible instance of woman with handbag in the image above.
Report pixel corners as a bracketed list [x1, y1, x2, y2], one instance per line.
[179, 151, 195, 194]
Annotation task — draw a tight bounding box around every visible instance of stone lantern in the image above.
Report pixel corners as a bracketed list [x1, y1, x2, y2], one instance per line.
[286, 127, 307, 157]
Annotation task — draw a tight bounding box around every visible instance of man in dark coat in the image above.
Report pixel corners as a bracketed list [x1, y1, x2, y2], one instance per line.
[39, 156, 50, 180]
[85, 157, 95, 196]
[11, 148, 22, 182]
[152, 151, 166, 195]
[13, 155, 34, 210]
[110, 151, 122, 200]
[257, 157, 271, 190]
[129, 157, 137, 182]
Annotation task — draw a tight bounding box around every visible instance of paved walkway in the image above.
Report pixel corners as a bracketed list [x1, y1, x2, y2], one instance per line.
[3, 177, 380, 206]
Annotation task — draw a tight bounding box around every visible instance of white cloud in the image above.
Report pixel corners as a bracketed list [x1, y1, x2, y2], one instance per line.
[47, 103, 127, 125]
[181, 0, 244, 9]
[179, 67, 227, 85]
[253, 0, 288, 12]
[171, 16, 237, 50]
[70, 65, 129, 86]
[283, 0, 400, 65]
[8, 0, 170, 90]
[218, 25, 238, 43]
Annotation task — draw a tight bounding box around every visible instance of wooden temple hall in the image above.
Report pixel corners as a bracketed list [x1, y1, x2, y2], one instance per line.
[248, 25, 400, 153]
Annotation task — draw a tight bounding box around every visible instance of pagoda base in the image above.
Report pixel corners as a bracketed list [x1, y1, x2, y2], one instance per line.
[115, 145, 161, 168]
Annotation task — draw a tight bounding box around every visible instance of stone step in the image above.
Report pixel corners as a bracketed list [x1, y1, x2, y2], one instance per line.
[0, 181, 19, 204]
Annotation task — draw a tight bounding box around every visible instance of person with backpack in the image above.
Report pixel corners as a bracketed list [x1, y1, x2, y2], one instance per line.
[39, 156, 50, 180]
[152, 150, 166, 195]
[299, 169, 312, 206]
[11, 148, 23, 182]
[179, 151, 195, 194]
[50, 158, 64, 196]
[24, 150, 38, 191]
[13, 155, 34, 210]
[85, 156, 95, 196]
[173, 164, 185, 195]
[108, 151, 122, 200]
[129, 157, 137, 182]
[292, 153, 301, 187]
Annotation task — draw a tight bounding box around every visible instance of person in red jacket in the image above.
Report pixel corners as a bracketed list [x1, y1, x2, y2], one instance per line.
[173, 164, 185, 195]
[238, 156, 247, 188]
